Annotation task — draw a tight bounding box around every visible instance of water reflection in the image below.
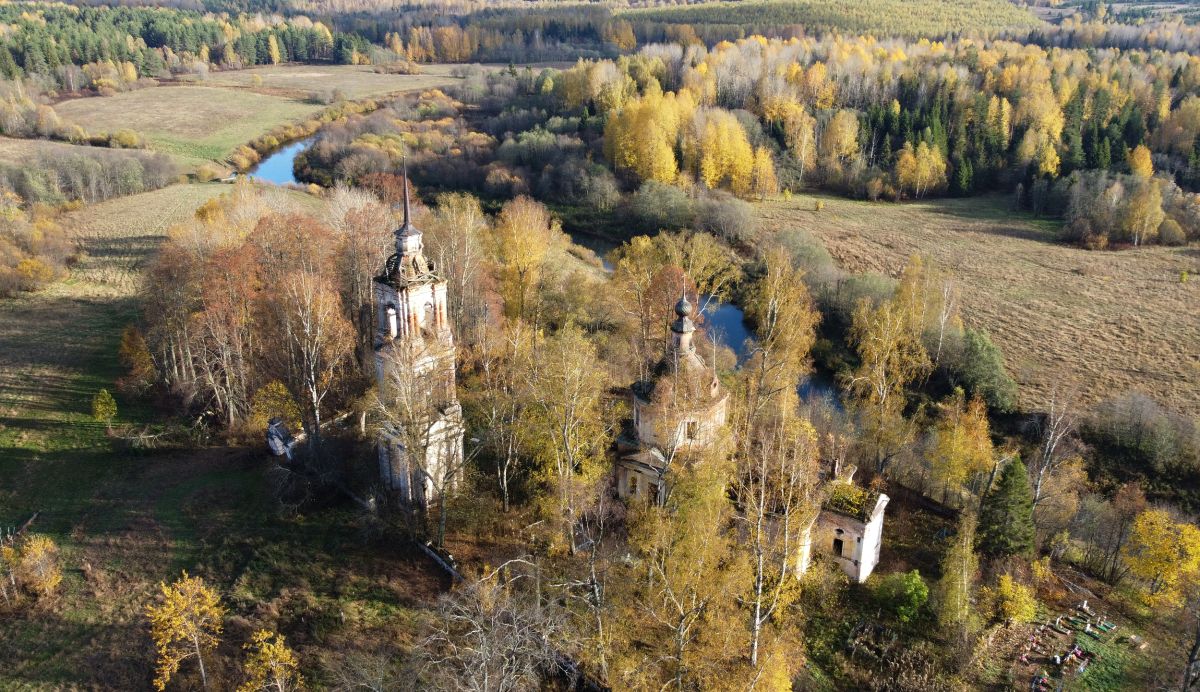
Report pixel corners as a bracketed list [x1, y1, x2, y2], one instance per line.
[701, 298, 752, 362]
[247, 138, 313, 185]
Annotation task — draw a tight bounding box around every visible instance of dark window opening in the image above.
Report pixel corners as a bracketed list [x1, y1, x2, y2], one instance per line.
[832, 538, 844, 557]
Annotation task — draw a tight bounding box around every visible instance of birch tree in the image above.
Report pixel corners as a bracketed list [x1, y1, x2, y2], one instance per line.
[147, 571, 225, 691]
[270, 271, 355, 457]
[736, 411, 819, 666]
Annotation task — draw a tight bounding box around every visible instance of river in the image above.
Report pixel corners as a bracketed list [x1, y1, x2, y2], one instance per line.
[247, 137, 313, 185]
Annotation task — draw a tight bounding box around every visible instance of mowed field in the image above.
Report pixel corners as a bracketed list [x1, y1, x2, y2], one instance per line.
[0, 182, 445, 687]
[757, 193, 1200, 417]
[54, 65, 459, 165]
[202, 62, 461, 99]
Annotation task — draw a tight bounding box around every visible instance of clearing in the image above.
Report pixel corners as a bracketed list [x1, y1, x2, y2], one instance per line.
[756, 193, 1200, 417]
[201, 63, 460, 100]
[54, 66, 458, 165]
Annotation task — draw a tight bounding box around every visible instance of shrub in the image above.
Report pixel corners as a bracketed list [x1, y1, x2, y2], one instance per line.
[1082, 391, 1199, 480]
[951, 328, 1018, 412]
[983, 574, 1036, 625]
[16, 535, 62, 599]
[874, 569, 929, 623]
[92, 388, 118, 429]
[1159, 218, 1186, 246]
[108, 129, 142, 148]
[774, 227, 834, 276]
[630, 180, 695, 231]
[696, 192, 757, 244]
[248, 381, 303, 433]
[194, 164, 223, 183]
[814, 199, 825, 211]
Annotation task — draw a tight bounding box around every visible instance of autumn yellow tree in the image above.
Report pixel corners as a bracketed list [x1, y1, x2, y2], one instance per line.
[847, 256, 933, 472]
[1128, 144, 1153, 179]
[147, 571, 226, 690]
[604, 87, 693, 184]
[524, 324, 614, 554]
[983, 574, 1037, 625]
[779, 103, 817, 183]
[615, 461, 749, 690]
[895, 142, 947, 198]
[239, 629, 303, 692]
[750, 146, 778, 200]
[742, 246, 820, 418]
[696, 110, 755, 196]
[928, 390, 993, 505]
[820, 109, 859, 164]
[1120, 179, 1165, 246]
[1121, 509, 1200, 607]
[489, 196, 564, 321]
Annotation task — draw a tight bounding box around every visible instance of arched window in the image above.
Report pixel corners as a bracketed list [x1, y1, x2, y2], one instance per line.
[386, 305, 398, 338]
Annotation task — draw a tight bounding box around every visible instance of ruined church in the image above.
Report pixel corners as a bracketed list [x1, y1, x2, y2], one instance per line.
[616, 295, 729, 504]
[374, 171, 464, 507]
[617, 294, 888, 583]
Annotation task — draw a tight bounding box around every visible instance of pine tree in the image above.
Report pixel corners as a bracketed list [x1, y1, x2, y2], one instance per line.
[951, 158, 973, 196]
[978, 457, 1035, 558]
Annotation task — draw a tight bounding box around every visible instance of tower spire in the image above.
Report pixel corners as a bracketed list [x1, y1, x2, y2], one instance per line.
[402, 157, 411, 229]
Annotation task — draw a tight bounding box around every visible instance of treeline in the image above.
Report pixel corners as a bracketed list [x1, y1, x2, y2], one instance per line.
[0, 4, 369, 94]
[623, 0, 1042, 42]
[1021, 15, 1200, 54]
[297, 35, 1200, 248]
[0, 147, 177, 206]
[0, 145, 174, 298]
[562, 35, 1200, 246]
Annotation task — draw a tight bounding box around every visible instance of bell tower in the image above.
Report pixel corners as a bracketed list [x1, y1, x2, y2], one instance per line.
[373, 164, 463, 506]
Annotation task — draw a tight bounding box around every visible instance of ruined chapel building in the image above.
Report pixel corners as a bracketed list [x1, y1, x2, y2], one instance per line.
[374, 170, 464, 507]
[615, 297, 888, 582]
[617, 296, 729, 504]
[796, 468, 889, 584]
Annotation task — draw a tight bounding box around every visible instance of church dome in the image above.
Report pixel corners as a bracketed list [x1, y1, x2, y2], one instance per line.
[672, 295, 696, 334]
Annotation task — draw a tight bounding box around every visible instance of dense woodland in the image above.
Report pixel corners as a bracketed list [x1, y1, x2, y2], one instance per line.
[292, 31, 1200, 249]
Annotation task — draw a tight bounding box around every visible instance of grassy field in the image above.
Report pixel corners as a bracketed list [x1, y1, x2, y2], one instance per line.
[54, 66, 459, 166]
[0, 136, 129, 166]
[756, 193, 1200, 417]
[0, 181, 445, 687]
[56, 86, 320, 164]
[201, 63, 460, 100]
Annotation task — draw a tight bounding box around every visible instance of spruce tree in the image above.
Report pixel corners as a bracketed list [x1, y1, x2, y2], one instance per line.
[978, 457, 1035, 559]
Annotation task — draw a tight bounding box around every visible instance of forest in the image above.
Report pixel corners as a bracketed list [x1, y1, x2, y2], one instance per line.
[0, 1, 1198, 690]
[291, 32, 1200, 249]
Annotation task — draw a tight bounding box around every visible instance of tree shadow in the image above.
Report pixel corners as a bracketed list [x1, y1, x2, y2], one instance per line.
[924, 196, 1064, 245]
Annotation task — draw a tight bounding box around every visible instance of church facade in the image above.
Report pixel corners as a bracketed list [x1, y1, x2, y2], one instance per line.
[374, 171, 464, 507]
